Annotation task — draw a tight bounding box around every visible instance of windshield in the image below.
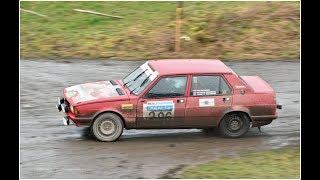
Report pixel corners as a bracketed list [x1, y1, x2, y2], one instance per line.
[122, 62, 158, 95]
[123, 67, 144, 84]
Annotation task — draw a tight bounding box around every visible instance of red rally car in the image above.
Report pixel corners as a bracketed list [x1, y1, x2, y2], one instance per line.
[56, 59, 282, 142]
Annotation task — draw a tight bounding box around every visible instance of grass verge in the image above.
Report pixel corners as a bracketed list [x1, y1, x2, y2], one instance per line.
[177, 145, 300, 179]
[20, 1, 300, 60]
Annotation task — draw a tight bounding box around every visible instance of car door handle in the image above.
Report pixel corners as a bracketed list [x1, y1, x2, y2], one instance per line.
[140, 100, 146, 102]
[223, 97, 230, 101]
[177, 99, 184, 103]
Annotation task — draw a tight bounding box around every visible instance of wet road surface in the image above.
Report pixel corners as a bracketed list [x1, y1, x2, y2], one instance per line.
[20, 59, 300, 178]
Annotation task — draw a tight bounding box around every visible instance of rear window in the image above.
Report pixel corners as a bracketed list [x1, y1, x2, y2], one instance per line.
[191, 75, 232, 96]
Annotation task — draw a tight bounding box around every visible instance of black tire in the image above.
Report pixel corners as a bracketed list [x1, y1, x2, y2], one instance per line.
[218, 113, 250, 138]
[202, 127, 216, 134]
[202, 127, 217, 133]
[91, 113, 124, 142]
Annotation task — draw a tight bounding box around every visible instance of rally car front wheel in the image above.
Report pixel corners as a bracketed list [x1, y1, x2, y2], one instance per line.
[91, 113, 124, 142]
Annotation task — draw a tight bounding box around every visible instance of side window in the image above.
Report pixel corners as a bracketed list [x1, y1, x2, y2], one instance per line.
[191, 75, 232, 96]
[145, 76, 187, 98]
[219, 77, 232, 95]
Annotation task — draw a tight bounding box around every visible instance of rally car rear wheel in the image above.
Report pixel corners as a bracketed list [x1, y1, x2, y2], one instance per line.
[218, 112, 250, 138]
[91, 113, 124, 142]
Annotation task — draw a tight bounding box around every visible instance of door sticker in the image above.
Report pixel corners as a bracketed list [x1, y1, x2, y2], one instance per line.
[143, 101, 175, 117]
[193, 89, 216, 96]
[199, 98, 215, 107]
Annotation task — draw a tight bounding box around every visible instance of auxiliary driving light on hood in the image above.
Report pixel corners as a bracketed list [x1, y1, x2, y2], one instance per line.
[61, 104, 68, 113]
[56, 104, 62, 112]
[58, 97, 64, 104]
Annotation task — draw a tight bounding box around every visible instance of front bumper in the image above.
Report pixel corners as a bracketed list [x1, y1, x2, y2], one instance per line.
[62, 116, 71, 125]
[56, 97, 75, 126]
[56, 97, 68, 113]
[56, 97, 91, 126]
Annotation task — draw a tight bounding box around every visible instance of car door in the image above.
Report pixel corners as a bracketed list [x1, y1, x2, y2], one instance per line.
[185, 75, 233, 127]
[136, 76, 188, 128]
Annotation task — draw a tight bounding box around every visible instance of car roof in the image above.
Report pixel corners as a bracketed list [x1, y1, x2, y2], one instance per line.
[148, 59, 233, 75]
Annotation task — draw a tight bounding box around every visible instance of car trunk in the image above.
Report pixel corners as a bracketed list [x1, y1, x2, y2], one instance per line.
[240, 76, 274, 93]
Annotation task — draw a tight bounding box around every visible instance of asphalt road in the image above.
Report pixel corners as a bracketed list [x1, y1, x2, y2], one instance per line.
[20, 59, 300, 178]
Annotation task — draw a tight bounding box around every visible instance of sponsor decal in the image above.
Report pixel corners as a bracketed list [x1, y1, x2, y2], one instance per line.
[140, 62, 158, 81]
[121, 104, 134, 110]
[235, 85, 246, 89]
[66, 90, 77, 98]
[65, 81, 121, 103]
[199, 98, 215, 107]
[149, 71, 159, 81]
[140, 62, 150, 71]
[193, 89, 216, 96]
[143, 101, 175, 117]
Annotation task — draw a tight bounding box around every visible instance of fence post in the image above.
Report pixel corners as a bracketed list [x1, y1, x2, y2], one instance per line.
[175, 1, 183, 52]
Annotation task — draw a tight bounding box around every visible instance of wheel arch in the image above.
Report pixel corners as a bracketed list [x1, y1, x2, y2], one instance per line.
[91, 111, 127, 128]
[217, 108, 252, 126]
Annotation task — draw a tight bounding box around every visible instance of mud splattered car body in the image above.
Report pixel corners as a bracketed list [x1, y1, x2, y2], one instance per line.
[56, 59, 282, 141]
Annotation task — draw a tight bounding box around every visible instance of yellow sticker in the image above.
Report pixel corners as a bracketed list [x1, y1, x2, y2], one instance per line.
[121, 104, 134, 110]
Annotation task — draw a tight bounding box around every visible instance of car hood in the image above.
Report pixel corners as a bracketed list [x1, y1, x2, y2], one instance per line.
[63, 80, 128, 105]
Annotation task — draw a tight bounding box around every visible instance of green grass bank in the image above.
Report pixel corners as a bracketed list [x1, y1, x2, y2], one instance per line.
[20, 1, 300, 60]
[177, 145, 300, 179]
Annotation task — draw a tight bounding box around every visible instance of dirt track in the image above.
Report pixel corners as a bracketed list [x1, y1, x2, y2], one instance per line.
[20, 59, 300, 178]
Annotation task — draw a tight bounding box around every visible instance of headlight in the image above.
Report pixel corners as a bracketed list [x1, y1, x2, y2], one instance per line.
[70, 105, 74, 113]
[70, 105, 80, 115]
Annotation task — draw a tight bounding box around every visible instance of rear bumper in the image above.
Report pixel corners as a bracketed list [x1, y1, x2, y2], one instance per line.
[251, 115, 277, 127]
[277, 104, 282, 109]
